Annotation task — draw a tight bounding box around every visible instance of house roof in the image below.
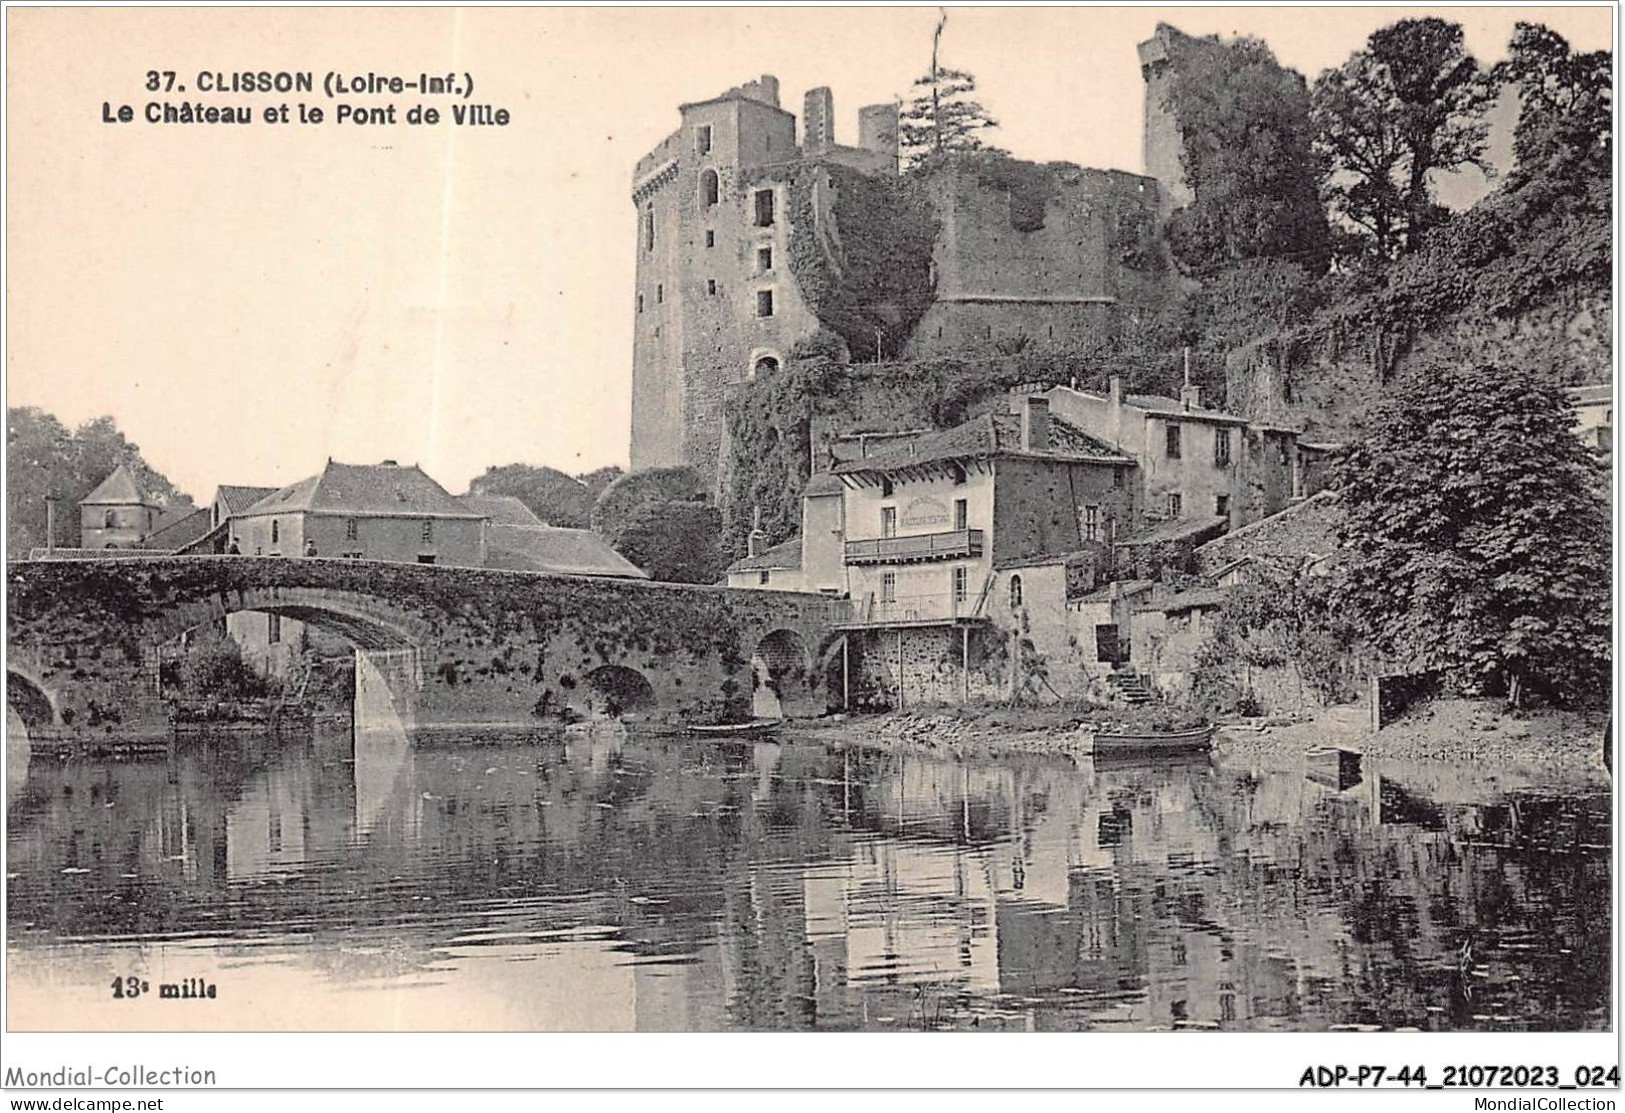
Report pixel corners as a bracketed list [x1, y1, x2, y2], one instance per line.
[1071, 578, 1157, 604]
[483, 524, 647, 579]
[1194, 489, 1340, 570]
[994, 547, 1101, 571]
[1122, 392, 1251, 426]
[240, 461, 483, 519]
[1570, 384, 1612, 406]
[460, 494, 545, 527]
[215, 485, 278, 515]
[833, 411, 1130, 477]
[729, 535, 803, 573]
[80, 464, 156, 507]
[143, 507, 213, 551]
[1117, 515, 1229, 547]
[1137, 587, 1228, 614]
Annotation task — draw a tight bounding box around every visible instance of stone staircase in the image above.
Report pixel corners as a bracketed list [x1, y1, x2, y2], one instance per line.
[1106, 670, 1153, 705]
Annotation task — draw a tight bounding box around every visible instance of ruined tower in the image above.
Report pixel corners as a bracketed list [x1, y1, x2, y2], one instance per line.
[628, 76, 900, 493]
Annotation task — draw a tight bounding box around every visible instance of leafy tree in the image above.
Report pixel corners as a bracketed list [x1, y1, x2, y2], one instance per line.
[590, 465, 705, 539]
[1493, 22, 1611, 187]
[897, 11, 1002, 170]
[574, 465, 625, 500]
[1330, 356, 1609, 708]
[1162, 33, 1330, 275]
[611, 500, 725, 585]
[7, 407, 194, 556]
[468, 463, 593, 527]
[1313, 18, 1498, 260]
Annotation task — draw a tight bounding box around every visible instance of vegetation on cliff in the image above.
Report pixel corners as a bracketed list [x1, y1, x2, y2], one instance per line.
[1331, 357, 1610, 709]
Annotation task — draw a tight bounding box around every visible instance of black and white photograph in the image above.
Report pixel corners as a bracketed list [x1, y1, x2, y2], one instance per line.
[0, 2, 1616, 1094]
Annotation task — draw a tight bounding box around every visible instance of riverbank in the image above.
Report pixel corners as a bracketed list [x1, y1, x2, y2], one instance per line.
[787, 698, 1610, 773]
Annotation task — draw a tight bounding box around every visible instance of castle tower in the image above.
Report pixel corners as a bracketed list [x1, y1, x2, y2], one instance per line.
[1137, 24, 1193, 217]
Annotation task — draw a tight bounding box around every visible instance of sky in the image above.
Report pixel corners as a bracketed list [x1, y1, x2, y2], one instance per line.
[6, 6, 1613, 503]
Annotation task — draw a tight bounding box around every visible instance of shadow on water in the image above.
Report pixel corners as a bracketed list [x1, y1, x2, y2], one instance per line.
[4, 713, 1611, 1032]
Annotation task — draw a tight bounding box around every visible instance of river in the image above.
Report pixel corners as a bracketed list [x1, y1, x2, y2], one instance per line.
[4, 719, 1611, 1031]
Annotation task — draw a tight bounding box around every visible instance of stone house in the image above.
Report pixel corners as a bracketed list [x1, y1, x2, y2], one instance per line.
[229, 460, 488, 566]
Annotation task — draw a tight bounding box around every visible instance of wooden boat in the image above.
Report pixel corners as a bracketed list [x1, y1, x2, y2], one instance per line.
[685, 720, 779, 739]
[1091, 723, 1214, 754]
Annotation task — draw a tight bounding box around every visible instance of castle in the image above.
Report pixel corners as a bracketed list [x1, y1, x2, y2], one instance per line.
[629, 35, 1193, 492]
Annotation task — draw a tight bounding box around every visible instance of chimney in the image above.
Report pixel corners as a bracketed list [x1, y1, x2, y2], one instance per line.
[858, 103, 900, 170]
[1109, 376, 1124, 406]
[1180, 347, 1200, 409]
[747, 505, 765, 558]
[803, 87, 834, 154]
[1021, 397, 1050, 453]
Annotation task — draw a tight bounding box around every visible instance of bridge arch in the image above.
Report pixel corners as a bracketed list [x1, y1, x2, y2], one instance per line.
[751, 627, 822, 720]
[6, 669, 57, 731]
[571, 664, 658, 720]
[142, 585, 434, 652]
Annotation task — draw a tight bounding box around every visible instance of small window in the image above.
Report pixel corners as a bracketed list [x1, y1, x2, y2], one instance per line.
[346, 518, 359, 541]
[949, 463, 967, 486]
[700, 169, 720, 207]
[1167, 492, 1183, 519]
[271, 520, 279, 544]
[880, 477, 894, 497]
[758, 570, 770, 586]
[697, 125, 712, 155]
[1113, 467, 1126, 489]
[708, 279, 717, 296]
[953, 498, 968, 531]
[881, 506, 897, 538]
[1009, 574, 1024, 609]
[1166, 423, 1182, 459]
[422, 519, 434, 543]
[267, 614, 282, 645]
[637, 294, 644, 313]
[756, 289, 774, 317]
[643, 204, 655, 252]
[417, 554, 437, 565]
[953, 566, 969, 603]
[757, 246, 773, 272]
[752, 355, 779, 378]
[1214, 428, 1232, 466]
[1215, 494, 1231, 517]
[657, 283, 664, 304]
[1082, 504, 1100, 541]
[754, 189, 775, 227]
[881, 572, 897, 603]
[103, 509, 117, 529]
[705, 230, 715, 248]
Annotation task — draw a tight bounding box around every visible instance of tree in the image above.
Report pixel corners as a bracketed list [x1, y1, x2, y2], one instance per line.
[468, 464, 593, 527]
[574, 465, 624, 501]
[590, 465, 705, 539]
[1313, 18, 1498, 260]
[897, 11, 1002, 170]
[1493, 22, 1611, 187]
[7, 407, 194, 556]
[612, 501, 725, 585]
[1162, 33, 1331, 275]
[1330, 356, 1610, 708]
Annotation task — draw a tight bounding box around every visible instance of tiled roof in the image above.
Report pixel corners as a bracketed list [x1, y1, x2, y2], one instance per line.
[216, 485, 278, 515]
[1123, 393, 1251, 425]
[1117, 515, 1229, 547]
[1071, 579, 1157, 604]
[80, 465, 154, 507]
[1570, 384, 1612, 405]
[833, 411, 1129, 475]
[241, 462, 482, 519]
[484, 524, 647, 579]
[1137, 587, 1228, 614]
[728, 535, 803, 573]
[994, 547, 1100, 571]
[460, 494, 545, 527]
[143, 507, 213, 550]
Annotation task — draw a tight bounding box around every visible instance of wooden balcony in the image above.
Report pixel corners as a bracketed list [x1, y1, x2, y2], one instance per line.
[844, 529, 984, 565]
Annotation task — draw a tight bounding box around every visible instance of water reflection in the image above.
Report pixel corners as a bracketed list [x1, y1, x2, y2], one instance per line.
[5, 725, 1610, 1032]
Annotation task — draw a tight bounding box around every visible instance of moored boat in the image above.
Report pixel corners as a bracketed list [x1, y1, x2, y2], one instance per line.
[1091, 723, 1214, 753]
[685, 720, 779, 739]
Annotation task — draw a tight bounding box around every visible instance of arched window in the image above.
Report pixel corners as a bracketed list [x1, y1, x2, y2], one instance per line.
[1009, 574, 1024, 610]
[753, 355, 779, 378]
[103, 509, 117, 528]
[700, 169, 720, 207]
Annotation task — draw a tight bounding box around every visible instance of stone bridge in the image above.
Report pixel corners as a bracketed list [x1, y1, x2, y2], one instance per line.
[7, 557, 850, 742]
